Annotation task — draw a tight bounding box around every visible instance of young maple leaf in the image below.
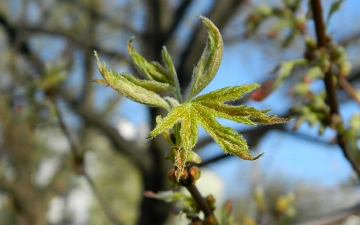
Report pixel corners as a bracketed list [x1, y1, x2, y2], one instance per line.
[148, 84, 291, 161]
[94, 15, 292, 181]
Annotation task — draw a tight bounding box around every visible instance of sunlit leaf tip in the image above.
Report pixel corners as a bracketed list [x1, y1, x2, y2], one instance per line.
[187, 16, 224, 101]
[236, 152, 264, 161]
[94, 52, 171, 110]
[250, 114, 294, 125]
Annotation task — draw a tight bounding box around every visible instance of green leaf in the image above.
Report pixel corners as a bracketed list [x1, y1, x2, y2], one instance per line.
[95, 52, 170, 110]
[162, 47, 181, 100]
[127, 38, 167, 82]
[277, 59, 307, 80]
[126, 38, 182, 101]
[326, 0, 344, 27]
[193, 84, 259, 103]
[121, 74, 174, 92]
[186, 16, 224, 101]
[164, 96, 180, 108]
[149, 84, 292, 164]
[128, 38, 180, 89]
[305, 66, 323, 82]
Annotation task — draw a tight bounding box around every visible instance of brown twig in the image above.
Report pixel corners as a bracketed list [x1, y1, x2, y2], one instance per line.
[57, 88, 151, 173]
[52, 98, 80, 158]
[19, 25, 131, 63]
[83, 171, 124, 225]
[310, 1, 338, 115]
[310, 0, 360, 176]
[338, 76, 360, 105]
[185, 185, 217, 223]
[174, 166, 217, 224]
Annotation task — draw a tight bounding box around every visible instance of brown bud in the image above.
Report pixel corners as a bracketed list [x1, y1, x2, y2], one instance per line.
[190, 217, 202, 225]
[188, 166, 201, 185]
[204, 215, 217, 225]
[206, 195, 216, 210]
[168, 168, 176, 181]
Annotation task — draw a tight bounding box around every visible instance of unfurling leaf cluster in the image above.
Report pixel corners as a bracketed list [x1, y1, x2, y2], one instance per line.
[94, 16, 291, 181]
[94, 39, 180, 111]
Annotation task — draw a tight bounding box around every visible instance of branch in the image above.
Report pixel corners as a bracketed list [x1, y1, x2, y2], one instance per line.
[179, 166, 217, 223]
[52, 97, 124, 225]
[311, 0, 360, 176]
[143, 0, 162, 33]
[19, 25, 131, 63]
[163, 0, 193, 43]
[186, 185, 217, 223]
[338, 76, 360, 105]
[78, 1, 98, 106]
[199, 154, 229, 167]
[199, 127, 338, 167]
[52, 98, 80, 158]
[311, 1, 327, 51]
[83, 171, 124, 225]
[339, 31, 360, 46]
[54, 0, 142, 37]
[0, 13, 43, 69]
[57, 88, 152, 174]
[2, 10, 145, 172]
